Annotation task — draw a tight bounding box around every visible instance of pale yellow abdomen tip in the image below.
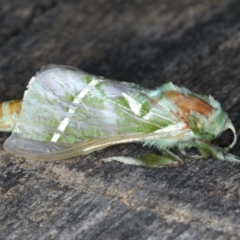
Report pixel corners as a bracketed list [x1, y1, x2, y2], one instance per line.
[0, 99, 22, 131]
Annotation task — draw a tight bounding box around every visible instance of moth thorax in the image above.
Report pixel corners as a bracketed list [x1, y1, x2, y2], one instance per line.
[164, 91, 213, 117]
[0, 99, 22, 132]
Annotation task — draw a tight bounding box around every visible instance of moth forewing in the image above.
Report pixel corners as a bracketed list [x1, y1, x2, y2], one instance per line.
[1, 64, 239, 167]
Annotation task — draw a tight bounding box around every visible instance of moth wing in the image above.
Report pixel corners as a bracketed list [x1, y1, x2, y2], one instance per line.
[4, 65, 181, 160]
[31, 65, 176, 137]
[4, 127, 190, 161]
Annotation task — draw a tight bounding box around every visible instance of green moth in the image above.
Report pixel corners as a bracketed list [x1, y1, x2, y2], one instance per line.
[1, 65, 239, 167]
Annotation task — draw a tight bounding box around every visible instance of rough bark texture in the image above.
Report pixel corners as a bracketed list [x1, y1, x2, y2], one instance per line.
[1, 0, 240, 239]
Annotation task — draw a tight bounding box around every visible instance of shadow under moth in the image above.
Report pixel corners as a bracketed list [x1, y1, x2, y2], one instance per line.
[1, 65, 239, 167]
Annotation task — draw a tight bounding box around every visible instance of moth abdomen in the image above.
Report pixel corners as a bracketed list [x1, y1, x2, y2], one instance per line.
[0, 99, 22, 131]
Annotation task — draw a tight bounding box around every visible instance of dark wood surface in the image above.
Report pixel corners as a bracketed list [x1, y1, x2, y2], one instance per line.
[1, 0, 240, 239]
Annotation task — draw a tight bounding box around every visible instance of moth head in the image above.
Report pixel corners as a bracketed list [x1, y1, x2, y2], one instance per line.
[211, 124, 237, 149]
[162, 84, 237, 150]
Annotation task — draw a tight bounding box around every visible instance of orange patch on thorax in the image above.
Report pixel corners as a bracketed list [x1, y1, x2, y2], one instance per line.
[164, 91, 213, 117]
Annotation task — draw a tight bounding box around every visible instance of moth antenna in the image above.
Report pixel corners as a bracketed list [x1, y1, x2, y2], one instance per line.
[0, 99, 22, 132]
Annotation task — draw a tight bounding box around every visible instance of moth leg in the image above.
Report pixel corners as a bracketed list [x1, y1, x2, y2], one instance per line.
[196, 140, 240, 163]
[139, 149, 183, 167]
[102, 149, 183, 168]
[102, 156, 147, 167]
[179, 148, 203, 159]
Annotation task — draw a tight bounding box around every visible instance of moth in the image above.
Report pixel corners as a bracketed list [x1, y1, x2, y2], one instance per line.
[1, 64, 239, 167]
